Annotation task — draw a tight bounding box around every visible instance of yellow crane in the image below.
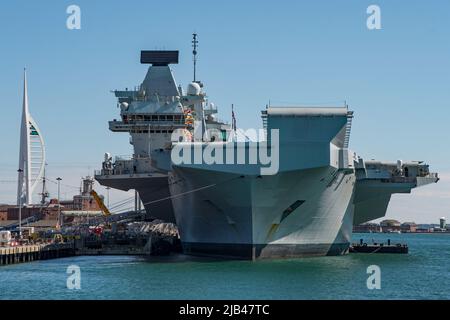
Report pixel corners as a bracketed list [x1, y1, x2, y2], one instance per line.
[90, 190, 111, 216]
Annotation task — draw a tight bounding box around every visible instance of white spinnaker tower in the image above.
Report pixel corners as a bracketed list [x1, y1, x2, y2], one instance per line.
[17, 69, 46, 206]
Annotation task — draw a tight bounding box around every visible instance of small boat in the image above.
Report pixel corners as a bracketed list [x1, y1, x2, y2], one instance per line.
[350, 239, 408, 254]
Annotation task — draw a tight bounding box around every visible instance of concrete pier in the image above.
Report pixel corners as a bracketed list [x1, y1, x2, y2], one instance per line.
[73, 234, 181, 256]
[75, 246, 148, 256]
[0, 243, 75, 266]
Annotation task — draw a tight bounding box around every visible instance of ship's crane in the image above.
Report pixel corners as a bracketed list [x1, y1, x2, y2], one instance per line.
[90, 190, 111, 216]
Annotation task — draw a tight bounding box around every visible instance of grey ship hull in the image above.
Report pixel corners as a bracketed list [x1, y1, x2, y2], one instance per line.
[169, 166, 355, 259]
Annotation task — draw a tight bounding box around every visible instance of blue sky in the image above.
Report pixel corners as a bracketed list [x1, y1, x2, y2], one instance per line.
[0, 0, 449, 223]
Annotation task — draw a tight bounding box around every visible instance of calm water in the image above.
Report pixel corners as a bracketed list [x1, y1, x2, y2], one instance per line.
[0, 233, 449, 300]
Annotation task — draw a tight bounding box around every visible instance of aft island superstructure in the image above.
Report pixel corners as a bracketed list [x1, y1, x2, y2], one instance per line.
[95, 42, 438, 259]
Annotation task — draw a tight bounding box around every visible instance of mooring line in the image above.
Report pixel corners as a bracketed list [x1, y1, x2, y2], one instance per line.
[141, 176, 242, 207]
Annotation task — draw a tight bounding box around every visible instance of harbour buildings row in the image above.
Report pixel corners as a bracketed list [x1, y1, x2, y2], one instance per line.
[353, 217, 448, 233]
[0, 177, 104, 234]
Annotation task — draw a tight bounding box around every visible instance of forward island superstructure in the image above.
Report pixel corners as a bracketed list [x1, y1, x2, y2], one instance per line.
[95, 40, 438, 259]
[95, 50, 228, 223]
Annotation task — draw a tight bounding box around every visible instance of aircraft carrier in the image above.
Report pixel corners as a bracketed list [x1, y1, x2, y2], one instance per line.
[95, 36, 439, 259]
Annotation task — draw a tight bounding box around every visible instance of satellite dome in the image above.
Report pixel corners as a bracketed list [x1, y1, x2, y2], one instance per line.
[187, 82, 201, 96]
[120, 102, 129, 111]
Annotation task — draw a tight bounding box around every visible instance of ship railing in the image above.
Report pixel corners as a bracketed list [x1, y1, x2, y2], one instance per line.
[96, 156, 153, 176]
[115, 155, 151, 161]
[112, 169, 133, 175]
[204, 107, 218, 115]
[373, 172, 438, 183]
[95, 167, 137, 176]
[115, 155, 133, 161]
[121, 119, 186, 125]
[426, 172, 439, 179]
[381, 176, 417, 183]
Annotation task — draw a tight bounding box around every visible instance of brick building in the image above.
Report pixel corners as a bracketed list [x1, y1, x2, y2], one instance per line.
[380, 219, 401, 233]
[353, 223, 381, 233]
[400, 222, 417, 233]
[0, 205, 11, 221]
[5, 177, 103, 221]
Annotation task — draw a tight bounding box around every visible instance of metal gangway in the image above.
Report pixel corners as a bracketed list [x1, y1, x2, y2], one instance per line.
[0, 213, 42, 231]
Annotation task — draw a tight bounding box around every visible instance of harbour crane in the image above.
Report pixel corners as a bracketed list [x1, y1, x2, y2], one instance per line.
[90, 190, 111, 216]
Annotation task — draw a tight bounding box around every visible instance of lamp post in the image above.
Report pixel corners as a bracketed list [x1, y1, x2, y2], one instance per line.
[56, 177, 62, 229]
[17, 168, 23, 239]
[106, 186, 110, 209]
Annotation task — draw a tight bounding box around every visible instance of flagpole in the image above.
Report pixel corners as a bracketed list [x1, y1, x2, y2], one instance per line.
[231, 104, 237, 141]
